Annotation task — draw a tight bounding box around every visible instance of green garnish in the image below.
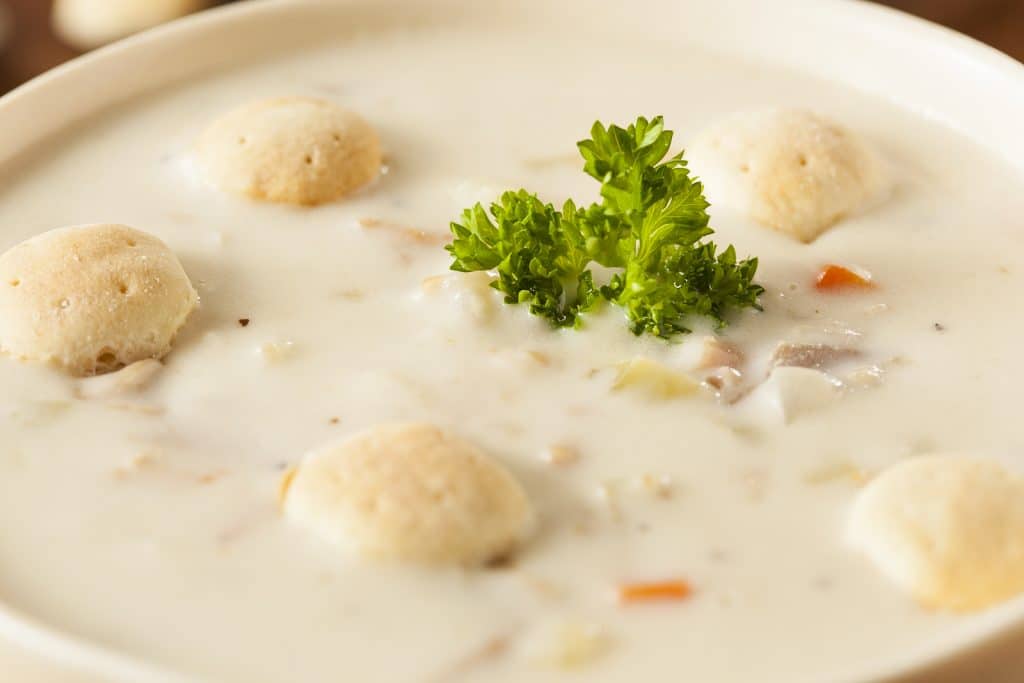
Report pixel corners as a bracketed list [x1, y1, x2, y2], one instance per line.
[446, 116, 764, 338]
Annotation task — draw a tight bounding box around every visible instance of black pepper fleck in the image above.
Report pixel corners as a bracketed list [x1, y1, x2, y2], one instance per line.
[933, 322, 945, 332]
[239, 318, 251, 327]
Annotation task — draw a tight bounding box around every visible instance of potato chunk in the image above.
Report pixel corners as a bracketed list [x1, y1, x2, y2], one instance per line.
[612, 358, 700, 400]
[750, 366, 843, 423]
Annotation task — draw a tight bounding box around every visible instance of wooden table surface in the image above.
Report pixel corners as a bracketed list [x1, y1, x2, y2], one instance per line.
[0, 0, 1022, 94]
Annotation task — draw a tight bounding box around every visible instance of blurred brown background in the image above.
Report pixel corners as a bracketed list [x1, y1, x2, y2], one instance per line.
[0, 0, 1022, 94]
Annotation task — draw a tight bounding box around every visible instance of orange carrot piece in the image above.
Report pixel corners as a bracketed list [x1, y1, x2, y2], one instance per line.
[618, 579, 693, 604]
[815, 264, 874, 291]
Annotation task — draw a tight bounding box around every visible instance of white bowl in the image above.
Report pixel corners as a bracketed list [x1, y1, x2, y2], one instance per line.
[0, 1, 1021, 680]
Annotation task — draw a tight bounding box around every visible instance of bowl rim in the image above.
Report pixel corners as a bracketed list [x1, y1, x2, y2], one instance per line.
[0, 1, 1022, 681]
[2, 0, 1023, 164]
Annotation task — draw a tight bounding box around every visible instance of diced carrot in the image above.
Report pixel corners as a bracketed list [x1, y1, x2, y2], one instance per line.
[618, 579, 693, 604]
[815, 264, 874, 291]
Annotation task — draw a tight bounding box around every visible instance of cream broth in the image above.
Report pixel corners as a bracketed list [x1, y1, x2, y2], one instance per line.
[0, 10, 1023, 683]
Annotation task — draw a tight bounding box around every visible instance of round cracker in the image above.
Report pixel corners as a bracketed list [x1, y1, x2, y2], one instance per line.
[197, 97, 382, 206]
[53, 0, 209, 49]
[848, 455, 1024, 611]
[687, 109, 888, 242]
[0, 224, 198, 376]
[284, 423, 534, 566]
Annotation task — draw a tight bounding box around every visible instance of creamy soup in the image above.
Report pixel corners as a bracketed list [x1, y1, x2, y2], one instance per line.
[1, 5, 1024, 683]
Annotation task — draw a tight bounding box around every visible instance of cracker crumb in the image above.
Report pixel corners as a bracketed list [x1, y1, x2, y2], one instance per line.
[595, 481, 623, 521]
[431, 631, 515, 683]
[737, 467, 770, 503]
[114, 450, 160, 478]
[542, 444, 579, 467]
[864, 303, 889, 315]
[420, 275, 446, 294]
[104, 401, 165, 416]
[333, 288, 365, 301]
[804, 459, 869, 486]
[525, 619, 610, 670]
[277, 466, 298, 509]
[526, 350, 551, 367]
[14, 400, 72, 426]
[360, 217, 448, 246]
[845, 365, 885, 389]
[519, 573, 566, 601]
[638, 473, 675, 500]
[259, 341, 297, 363]
[197, 471, 225, 485]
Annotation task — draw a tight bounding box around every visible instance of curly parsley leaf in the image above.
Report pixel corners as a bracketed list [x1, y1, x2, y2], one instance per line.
[446, 116, 764, 337]
[449, 191, 603, 326]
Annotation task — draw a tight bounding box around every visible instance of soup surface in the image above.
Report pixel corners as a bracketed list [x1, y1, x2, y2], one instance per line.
[1, 4, 1023, 682]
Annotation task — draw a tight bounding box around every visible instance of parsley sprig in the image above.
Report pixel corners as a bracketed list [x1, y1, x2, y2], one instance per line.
[446, 116, 764, 338]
